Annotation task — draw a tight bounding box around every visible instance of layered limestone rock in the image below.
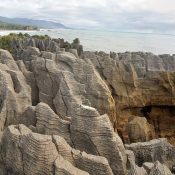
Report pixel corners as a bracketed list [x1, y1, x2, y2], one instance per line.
[126, 149, 173, 175]
[35, 102, 72, 144]
[1, 124, 122, 175]
[70, 105, 126, 175]
[72, 150, 114, 175]
[0, 49, 31, 132]
[54, 154, 89, 175]
[84, 51, 175, 144]
[125, 138, 175, 170]
[1, 124, 58, 175]
[34, 101, 126, 174]
[53, 135, 114, 175]
[1, 34, 83, 59]
[1, 35, 175, 174]
[29, 51, 115, 123]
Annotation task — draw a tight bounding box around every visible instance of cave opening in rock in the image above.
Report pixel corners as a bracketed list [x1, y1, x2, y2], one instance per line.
[134, 105, 175, 145]
[140, 106, 152, 119]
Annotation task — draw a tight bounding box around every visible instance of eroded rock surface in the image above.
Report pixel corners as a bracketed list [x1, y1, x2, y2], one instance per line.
[0, 49, 31, 132]
[125, 138, 175, 170]
[0, 35, 175, 174]
[84, 51, 175, 145]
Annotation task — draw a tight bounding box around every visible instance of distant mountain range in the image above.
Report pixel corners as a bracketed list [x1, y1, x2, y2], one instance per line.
[0, 20, 38, 30]
[0, 16, 68, 29]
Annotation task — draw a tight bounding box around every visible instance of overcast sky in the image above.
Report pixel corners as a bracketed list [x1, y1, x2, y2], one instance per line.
[0, 0, 175, 33]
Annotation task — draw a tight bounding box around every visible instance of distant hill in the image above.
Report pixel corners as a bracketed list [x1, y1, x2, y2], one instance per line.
[0, 16, 68, 29]
[0, 20, 38, 30]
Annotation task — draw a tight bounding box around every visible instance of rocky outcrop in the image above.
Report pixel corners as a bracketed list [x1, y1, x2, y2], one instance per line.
[70, 105, 126, 175]
[1, 124, 58, 175]
[125, 138, 175, 170]
[35, 102, 72, 144]
[126, 150, 148, 175]
[1, 124, 121, 175]
[84, 51, 175, 145]
[1, 34, 175, 174]
[54, 154, 89, 175]
[72, 150, 114, 175]
[1, 34, 83, 59]
[0, 49, 31, 132]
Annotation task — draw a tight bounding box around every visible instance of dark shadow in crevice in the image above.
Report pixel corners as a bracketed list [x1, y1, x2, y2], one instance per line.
[140, 106, 152, 120]
[8, 72, 22, 93]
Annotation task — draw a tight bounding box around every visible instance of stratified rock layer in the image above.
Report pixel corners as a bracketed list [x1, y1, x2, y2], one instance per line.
[0, 35, 175, 174]
[84, 51, 175, 145]
[0, 49, 31, 132]
[125, 138, 175, 170]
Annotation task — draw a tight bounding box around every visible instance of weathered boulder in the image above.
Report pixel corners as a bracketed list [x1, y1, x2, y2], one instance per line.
[127, 116, 155, 143]
[1, 125, 28, 174]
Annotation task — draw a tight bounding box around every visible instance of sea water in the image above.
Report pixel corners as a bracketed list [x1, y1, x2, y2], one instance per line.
[1, 28, 175, 55]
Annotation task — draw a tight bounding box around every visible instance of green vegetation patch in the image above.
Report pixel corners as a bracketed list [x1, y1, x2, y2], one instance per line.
[0, 33, 50, 52]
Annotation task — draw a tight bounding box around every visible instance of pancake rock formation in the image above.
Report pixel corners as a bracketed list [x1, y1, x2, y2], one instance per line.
[0, 33, 175, 174]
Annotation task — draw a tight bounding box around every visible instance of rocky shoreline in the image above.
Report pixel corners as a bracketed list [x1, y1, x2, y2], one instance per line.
[0, 34, 175, 174]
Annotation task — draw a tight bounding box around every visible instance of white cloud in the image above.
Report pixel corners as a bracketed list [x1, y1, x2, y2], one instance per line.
[0, 0, 175, 32]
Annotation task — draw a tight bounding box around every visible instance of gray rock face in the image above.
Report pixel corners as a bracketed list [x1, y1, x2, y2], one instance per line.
[72, 149, 114, 175]
[35, 102, 72, 144]
[1, 124, 58, 175]
[0, 49, 31, 132]
[1, 124, 121, 175]
[1, 36, 175, 174]
[53, 135, 114, 175]
[84, 51, 175, 145]
[29, 51, 115, 122]
[149, 161, 172, 175]
[126, 150, 148, 175]
[70, 105, 126, 175]
[54, 154, 89, 175]
[8, 35, 83, 59]
[125, 138, 175, 170]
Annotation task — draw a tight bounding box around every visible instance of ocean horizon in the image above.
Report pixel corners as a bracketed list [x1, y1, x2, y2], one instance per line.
[1, 28, 175, 55]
